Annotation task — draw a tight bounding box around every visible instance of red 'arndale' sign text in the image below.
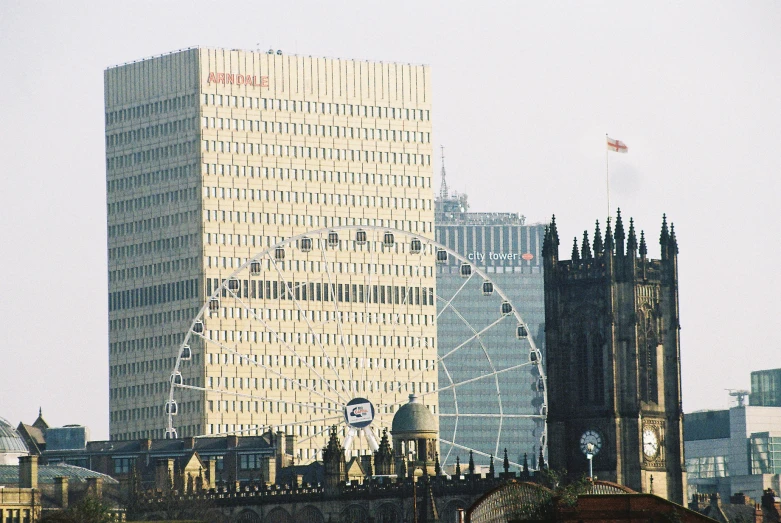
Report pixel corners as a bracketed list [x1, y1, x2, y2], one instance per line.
[207, 72, 268, 87]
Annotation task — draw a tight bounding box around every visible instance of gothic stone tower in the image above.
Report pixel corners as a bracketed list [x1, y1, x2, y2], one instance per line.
[543, 211, 685, 503]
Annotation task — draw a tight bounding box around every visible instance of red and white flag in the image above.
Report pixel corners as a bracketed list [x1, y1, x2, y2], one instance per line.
[606, 136, 628, 153]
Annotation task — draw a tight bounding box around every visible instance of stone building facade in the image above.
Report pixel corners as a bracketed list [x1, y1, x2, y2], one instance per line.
[543, 211, 685, 502]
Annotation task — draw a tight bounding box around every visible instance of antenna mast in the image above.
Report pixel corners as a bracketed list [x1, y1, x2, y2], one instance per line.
[439, 145, 448, 200]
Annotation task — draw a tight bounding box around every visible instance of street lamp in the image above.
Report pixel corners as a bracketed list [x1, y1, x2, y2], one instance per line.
[586, 443, 594, 479]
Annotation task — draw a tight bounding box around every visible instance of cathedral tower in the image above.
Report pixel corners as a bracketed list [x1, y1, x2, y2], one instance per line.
[543, 211, 685, 503]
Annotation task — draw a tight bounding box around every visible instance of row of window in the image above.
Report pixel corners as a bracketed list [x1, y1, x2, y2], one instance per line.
[204, 165, 431, 188]
[204, 329, 434, 349]
[107, 139, 197, 170]
[108, 186, 198, 215]
[109, 278, 200, 311]
[106, 93, 198, 125]
[203, 117, 430, 144]
[205, 278, 435, 307]
[206, 254, 434, 279]
[106, 116, 197, 148]
[110, 353, 199, 378]
[109, 258, 197, 285]
[112, 425, 202, 441]
[109, 233, 198, 261]
[202, 185, 431, 211]
[110, 400, 200, 422]
[207, 352, 437, 371]
[107, 164, 196, 194]
[202, 142, 431, 166]
[109, 210, 197, 240]
[201, 93, 431, 122]
[109, 307, 197, 338]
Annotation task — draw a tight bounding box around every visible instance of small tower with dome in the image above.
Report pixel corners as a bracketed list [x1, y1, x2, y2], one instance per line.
[391, 395, 438, 478]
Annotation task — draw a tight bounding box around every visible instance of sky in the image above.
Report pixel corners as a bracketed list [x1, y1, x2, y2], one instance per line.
[0, 1, 779, 440]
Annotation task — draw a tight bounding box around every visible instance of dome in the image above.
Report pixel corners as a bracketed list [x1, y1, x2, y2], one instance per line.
[391, 395, 438, 436]
[0, 416, 28, 465]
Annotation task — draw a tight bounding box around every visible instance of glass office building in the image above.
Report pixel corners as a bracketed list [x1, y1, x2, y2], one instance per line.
[434, 184, 546, 466]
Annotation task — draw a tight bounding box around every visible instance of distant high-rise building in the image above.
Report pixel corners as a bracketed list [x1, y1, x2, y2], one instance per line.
[105, 47, 435, 453]
[750, 368, 781, 407]
[544, 212, 685, 503]
[434, 164, 547, 465]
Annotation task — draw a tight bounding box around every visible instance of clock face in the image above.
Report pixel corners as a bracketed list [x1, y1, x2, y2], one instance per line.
[580, 429, 602, 456]
[642, 428, 659, 458]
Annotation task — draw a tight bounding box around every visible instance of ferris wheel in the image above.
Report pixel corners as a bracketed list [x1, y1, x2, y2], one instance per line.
[166, 226, 547, 470]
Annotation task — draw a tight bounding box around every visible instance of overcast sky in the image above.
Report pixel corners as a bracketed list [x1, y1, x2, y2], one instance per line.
[1, 1, 779, 439]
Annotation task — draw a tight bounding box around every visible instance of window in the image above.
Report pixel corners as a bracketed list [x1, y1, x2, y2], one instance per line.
[113, 457, 136, 474]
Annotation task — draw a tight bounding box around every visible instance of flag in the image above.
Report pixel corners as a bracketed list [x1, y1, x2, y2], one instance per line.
[606, 136, 628, 153]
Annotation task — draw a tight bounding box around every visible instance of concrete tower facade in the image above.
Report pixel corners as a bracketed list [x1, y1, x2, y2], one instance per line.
[105, 48, 435, 446]
[543, 211, 685, 503]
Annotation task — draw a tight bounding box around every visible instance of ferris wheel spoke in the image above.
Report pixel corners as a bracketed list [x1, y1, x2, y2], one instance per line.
[438, 438, 522, 469]
[439, 314, 509, 360]
[381, 360, 535, 411]
[358, 232, 378, 388]
[318, 241, 355, 385]
[222, 286, 349, 404]
[297, 424, 337, 445]
[436, 271, 475, 320]
[192, 331, 342, 405]
[264, 251, 354, 402]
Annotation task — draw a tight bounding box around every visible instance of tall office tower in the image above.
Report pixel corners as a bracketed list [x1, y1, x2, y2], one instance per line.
[434, 169, 547, 465]
[543, 212, 685, 503]
[105, 48, 435, 451]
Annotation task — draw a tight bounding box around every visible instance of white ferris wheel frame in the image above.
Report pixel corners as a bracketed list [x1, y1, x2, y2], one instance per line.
[166, 225, 548, 467]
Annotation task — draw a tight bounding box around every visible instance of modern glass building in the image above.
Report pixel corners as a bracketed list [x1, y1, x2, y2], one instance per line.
[684, 404, 781, 502]
[434, 178, 546, 467]
[750, 368, 781, 407]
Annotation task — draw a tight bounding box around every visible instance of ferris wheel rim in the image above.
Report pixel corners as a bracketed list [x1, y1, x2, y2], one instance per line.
[166, 225, 548, 464]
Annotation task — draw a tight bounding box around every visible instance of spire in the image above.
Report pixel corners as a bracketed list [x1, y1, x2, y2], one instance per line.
[537, 447, 546, 471]
[503, 449, 510, 475]
[670, 223, 679, 254]
[627, 217, 637, 252]
[550, 215, 560, 247]
[660, 214, 669, 244]
[522, 453, 529, 473]
[639, 231, 647, 257]
[571, 237, 580, 262]
[322, 425, 343, 463]
[489, 455, 495, 478]
[614, 208, 625, 256]
[660, 214, 670, 260]
[434, 452, 441, 477]
[593, 220, 603, 257]
[438, 146, 448, 200]
[581, 230, 592, 260]
[604, 217, 614, 253]
[455, 456, 461, 477]
[468, 450, 475, 475]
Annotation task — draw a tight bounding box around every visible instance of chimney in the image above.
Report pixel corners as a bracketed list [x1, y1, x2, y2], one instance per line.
[183, 437, 195, 450]
[285, 434, 297, 456]
[19, 455, 38, 489]
[227, 435, 239, 448]
[139, 438, 152, 451]
[54, 477, 69, 508]
[86, 477, 103, 499]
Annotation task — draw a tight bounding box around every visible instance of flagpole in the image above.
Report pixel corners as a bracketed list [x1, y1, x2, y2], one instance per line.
[605, 133, 610, 219]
